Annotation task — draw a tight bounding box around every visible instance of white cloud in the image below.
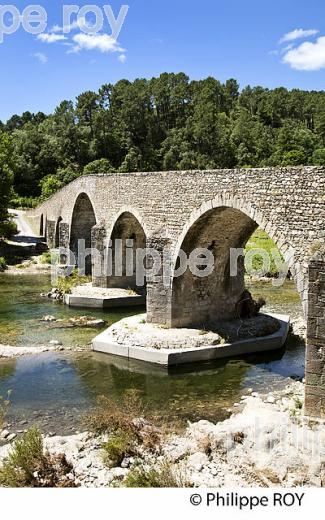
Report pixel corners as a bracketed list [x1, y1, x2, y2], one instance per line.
[280, 28, 319, 44]
[283, 36, 325, 70]
[51, 18, 86, 34]
[69, 33, 124, 54]
[37, 33, 67, 43]
[118, 53, 127, 63]
[33, 52, 48, 64]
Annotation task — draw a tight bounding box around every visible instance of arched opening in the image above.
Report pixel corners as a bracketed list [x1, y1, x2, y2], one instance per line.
[39, 214, 44, 237]
[171, 205, 299, 330]
[70, 193, 97, 275]
[55, 217, 62, 248]
[107, 212, 146, 292]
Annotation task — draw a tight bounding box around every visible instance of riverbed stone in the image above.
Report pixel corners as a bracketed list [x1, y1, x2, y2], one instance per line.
[187, 452, 210, 472]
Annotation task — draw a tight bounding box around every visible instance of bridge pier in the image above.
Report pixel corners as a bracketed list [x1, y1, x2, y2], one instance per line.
[146, 237, 173, 326]
[46, 220, 56, 249]
[305, 259, 325, 419]
[91, 224, 108, 287]
[58, 222, 71, 265]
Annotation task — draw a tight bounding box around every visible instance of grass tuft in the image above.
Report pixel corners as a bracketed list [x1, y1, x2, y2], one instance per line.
[0, 427, 76, 488]
[124, 462, 187, 488]
[0, 391, 11, 430]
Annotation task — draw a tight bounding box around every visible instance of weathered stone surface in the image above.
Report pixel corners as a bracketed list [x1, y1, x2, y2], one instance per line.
[27, 167, 325, 416]
[306, 260, 325, 418]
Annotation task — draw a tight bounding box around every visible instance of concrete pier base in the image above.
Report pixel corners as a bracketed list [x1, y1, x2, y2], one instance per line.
[92, 312, 290, 366]
[64, 285, 146, 309]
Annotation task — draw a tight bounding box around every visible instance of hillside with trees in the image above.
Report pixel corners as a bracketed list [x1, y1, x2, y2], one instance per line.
[1, 72, 325, 212]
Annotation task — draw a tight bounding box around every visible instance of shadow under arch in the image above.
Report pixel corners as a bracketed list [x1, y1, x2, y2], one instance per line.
[107, 210, 147, 292]
[39, 214, 44, 237]
[170, 197, 304, 329]
[70, 193, 97, 275]
[55, 216, 63, 248]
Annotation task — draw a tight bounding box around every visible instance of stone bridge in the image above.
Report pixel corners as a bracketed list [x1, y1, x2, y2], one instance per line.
[28, 167, 325, 418]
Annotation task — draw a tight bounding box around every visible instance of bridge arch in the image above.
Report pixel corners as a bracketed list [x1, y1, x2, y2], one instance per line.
[70, 193, 97, 275]
[55, 217, 62, 248]
[39, 214, 44, 237]
[106, 210, 147, 291]
[170, 196, 303, 328]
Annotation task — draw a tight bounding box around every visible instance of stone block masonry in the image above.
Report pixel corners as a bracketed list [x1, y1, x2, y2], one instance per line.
[305, 259, 325, 419]
[28, 167, 325, 417]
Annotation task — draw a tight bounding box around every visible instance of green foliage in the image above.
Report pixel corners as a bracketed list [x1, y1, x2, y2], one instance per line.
[0, 391, 11, 429]
[245, 229, 285, 277]
[102, 429, 138, 468]
[10, 194, 39, 209]
[0, 257, 7, 271]
[86, 390, 144, 435]
[40, 175, 63, 200]
[56, 270, 90, 294]
[3, 75, 325, 201]
[0, 133, 14, 236]
[124, 462, 185, 488]
[84, 158, 113, 175]
[39, 251, 56, 264]
[312, 148, 325, 165]
[0, 427, 75, 488]
[0, 218, 17, 239]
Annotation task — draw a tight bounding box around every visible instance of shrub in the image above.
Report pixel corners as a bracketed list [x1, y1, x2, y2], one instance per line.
[0, 427, 76, 488]
[102, 429, 138, 468]
[84, 158, 114, 175]
[0, 391, 11, 430]
[40, 175, 63, 200]
[124, 462, 186, 488]
[0, 219, 18, 239]
[0, 256, 7, 271]
[56, 269, 90, 295]
[10, 195, 39, 209]
[40, 251, 59, 265]
[86, 390, 162, 468]
[86, 390, 145, 435]
[245, 228, 285, 277]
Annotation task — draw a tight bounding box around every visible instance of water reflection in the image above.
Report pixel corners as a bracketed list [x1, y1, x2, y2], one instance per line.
[0, 274, 306, 432]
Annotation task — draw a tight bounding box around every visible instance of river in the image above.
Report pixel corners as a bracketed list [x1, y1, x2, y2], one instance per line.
[0, 274, 305, 435]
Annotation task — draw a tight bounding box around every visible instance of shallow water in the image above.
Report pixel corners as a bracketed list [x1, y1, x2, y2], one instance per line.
[0, 274, 305, 433]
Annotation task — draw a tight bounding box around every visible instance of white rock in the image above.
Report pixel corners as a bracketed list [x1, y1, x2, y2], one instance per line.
[187, 452, 209, 472]
[110, 467, 129, 479]
[7, 433, 17, 442]
[49, 340, 62, 346]
[0, 429, 10, 439]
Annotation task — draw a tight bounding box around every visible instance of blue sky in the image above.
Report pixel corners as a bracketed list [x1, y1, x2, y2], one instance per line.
[1, 0, 325, 122]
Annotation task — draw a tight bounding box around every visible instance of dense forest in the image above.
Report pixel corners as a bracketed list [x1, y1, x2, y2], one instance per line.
[1, 72, 325, 219]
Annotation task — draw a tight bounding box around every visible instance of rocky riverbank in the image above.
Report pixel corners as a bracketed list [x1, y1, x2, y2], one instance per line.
[0, 381, 324, 487]
[0, 342, 90, 359]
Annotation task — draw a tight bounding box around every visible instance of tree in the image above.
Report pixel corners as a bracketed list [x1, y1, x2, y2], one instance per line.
[0, 133, 14, 237]
[84, 159, 114, 175]
[40, 175, 63, 200]
[312, 148, 325, 165]
[4, 73, 325, 202]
